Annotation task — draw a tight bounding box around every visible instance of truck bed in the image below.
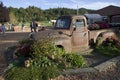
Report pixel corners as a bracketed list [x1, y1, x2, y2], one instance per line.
[88, 28, 117, 43]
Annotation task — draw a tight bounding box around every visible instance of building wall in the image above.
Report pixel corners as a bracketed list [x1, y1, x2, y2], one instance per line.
[111, 15, 120, 23]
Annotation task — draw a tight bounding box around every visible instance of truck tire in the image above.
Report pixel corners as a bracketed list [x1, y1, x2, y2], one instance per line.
[89, 39, 95, 48]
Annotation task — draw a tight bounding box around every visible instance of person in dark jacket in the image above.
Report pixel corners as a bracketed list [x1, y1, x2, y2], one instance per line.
[30, 21, 37, 32]
[30, 22, 33, 32]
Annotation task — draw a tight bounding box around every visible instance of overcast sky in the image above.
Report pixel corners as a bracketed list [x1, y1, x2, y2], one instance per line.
[1, 0, 120, 10]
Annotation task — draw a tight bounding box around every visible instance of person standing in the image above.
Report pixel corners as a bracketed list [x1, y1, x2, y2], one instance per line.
[1, 23, 6, 36]
[30, 21, 37, 32]
[21, 23, 24, 31]
[33, 21, 37, 32]
[30, 21, 33, 32]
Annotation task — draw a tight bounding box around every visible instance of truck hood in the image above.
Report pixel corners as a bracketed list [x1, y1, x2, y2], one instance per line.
[35, 29, 71, 39]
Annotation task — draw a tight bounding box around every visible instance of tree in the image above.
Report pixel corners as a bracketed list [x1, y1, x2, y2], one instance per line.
[8, 6, 93, 23]
[9, 12, 17, 24]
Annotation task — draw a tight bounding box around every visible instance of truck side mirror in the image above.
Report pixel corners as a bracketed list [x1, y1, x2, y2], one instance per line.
[73, 27, 76, 31]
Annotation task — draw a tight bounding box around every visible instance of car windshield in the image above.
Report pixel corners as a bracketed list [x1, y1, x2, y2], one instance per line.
[55, 18, 70, 29]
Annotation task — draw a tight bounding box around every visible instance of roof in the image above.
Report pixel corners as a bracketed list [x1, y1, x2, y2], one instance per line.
[91, 5, 120, 16]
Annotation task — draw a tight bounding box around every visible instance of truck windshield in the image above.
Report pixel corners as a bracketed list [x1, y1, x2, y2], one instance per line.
[55, 18, 70, 29]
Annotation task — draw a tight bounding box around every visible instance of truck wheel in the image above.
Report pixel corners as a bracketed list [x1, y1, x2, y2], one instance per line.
[89, 39, 95, 48]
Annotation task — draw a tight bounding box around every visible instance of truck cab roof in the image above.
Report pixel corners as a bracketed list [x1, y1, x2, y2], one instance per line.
[58, 15, 86, 19]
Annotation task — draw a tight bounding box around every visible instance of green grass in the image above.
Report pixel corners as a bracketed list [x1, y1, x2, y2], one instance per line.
[5, 65, 58, 80]
[95, 46, 120, 58]
[17, 21, 53, 27]
[40, 21, 52, 27]
[94, 32, 120, 58]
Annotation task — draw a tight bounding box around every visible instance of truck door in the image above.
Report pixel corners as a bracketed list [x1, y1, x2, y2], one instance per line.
[72, 18, 89, 50]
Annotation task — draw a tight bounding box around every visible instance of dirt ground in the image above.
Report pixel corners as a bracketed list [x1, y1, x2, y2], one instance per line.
[0, 31, 29, 79]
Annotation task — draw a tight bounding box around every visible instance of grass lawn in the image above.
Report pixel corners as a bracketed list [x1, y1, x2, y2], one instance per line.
[17, 21, 53, 27]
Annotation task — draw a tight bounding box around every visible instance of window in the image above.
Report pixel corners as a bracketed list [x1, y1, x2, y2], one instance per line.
[56, 18, 70, 29]
[74, 19, 85, 27]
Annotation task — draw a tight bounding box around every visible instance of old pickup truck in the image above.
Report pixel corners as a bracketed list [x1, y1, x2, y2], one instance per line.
[36, 15, 118, 52]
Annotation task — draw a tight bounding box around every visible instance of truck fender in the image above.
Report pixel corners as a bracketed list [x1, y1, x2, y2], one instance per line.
[96, 31, 117, 46]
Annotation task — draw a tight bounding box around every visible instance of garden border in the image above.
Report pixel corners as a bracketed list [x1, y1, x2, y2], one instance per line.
[62, 56, 120, 75]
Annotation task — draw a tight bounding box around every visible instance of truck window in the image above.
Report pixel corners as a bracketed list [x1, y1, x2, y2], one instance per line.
[74, 19, 85, 27]
[55, 18, 70, 29]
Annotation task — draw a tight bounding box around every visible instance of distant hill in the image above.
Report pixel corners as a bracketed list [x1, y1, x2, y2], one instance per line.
[78, 8, 95, 14]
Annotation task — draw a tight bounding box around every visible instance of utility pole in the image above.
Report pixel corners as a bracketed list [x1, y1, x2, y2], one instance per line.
[77, 4, 79, 15]
[60, 0, 62, 16]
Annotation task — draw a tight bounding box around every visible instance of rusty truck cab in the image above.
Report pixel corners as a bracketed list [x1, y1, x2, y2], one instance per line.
[55, 15, 89, 52]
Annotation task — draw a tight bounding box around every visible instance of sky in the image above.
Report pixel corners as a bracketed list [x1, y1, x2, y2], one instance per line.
[0, 0, 120, 10]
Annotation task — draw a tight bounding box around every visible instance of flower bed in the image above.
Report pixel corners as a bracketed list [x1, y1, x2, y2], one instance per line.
[5, 38, 86, 80]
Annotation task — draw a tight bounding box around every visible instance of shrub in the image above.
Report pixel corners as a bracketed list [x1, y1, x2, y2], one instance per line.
[14, 39, 34, 58]
[62, 53, 86, 68]
[32, 38, 57, 58]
